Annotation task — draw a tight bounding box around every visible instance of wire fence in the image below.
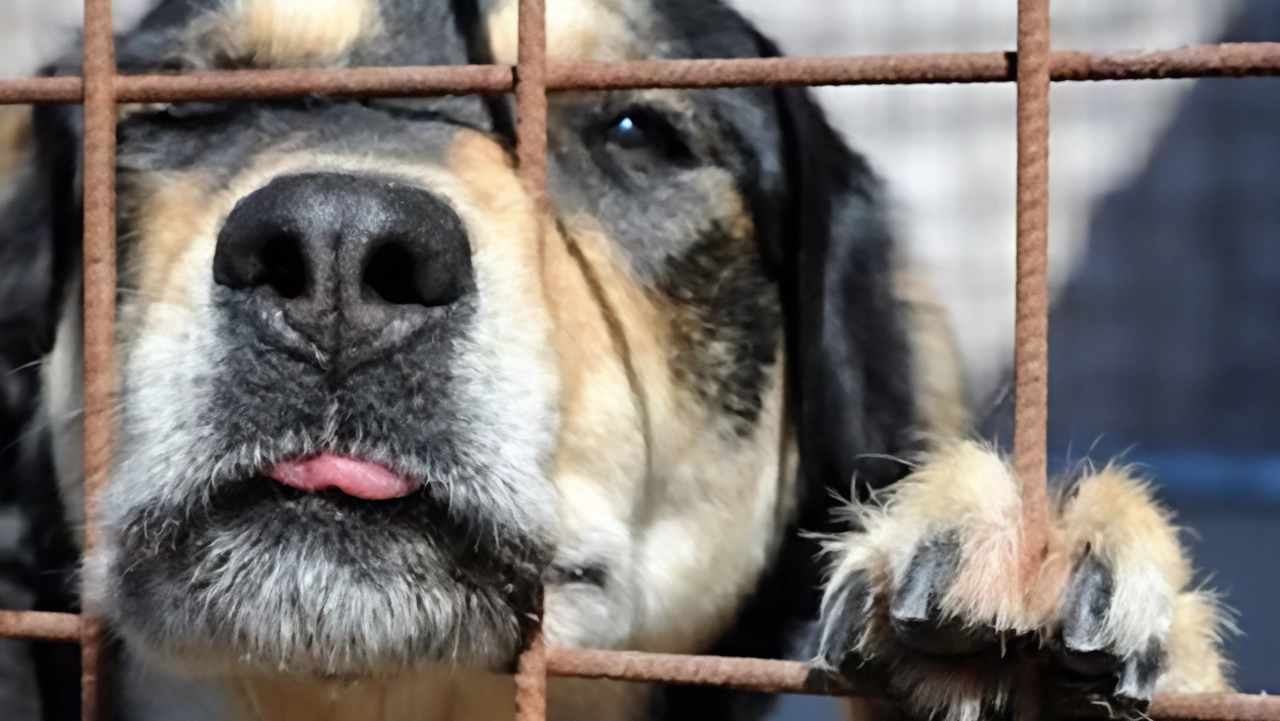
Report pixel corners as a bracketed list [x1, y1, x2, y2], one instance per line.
[1, 0, 1280, 719]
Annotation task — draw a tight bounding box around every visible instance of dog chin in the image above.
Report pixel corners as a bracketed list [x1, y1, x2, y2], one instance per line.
[86, 479, 549, 678]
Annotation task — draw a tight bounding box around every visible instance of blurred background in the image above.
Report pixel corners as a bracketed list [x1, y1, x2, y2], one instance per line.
[727, 0, 1279, 717]
[3, 0, 1280, 719]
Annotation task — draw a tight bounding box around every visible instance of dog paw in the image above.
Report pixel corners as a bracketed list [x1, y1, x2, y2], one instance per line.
[814, 442, 1230, 721]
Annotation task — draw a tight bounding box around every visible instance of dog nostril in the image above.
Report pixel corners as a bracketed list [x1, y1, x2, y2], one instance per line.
[363, 242, 425, 305]
[260, 234, 308, 300]
[362, 240, 464, 308]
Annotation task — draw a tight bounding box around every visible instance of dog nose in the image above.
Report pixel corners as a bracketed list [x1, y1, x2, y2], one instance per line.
[213, 172, 473, 349]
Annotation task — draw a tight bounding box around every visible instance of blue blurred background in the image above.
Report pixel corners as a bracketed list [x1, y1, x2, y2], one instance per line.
[765, 1, 1280, 717]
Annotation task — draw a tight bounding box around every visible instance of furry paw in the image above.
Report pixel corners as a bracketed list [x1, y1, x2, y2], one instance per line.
[814, 442, 1229, 721]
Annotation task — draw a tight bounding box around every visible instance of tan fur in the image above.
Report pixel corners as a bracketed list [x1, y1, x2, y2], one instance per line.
[233, 672, 650, 721]
[831, 442, 1042, 635]
[0, 106, 32, 171]
[895, 267, 971, 441]
[1165, 591, 1233, 692]
[1059, 468, 1187, 651]
[233, 672, 514, 721]
[487, 0, 650, 64]
[448, 106, 798, 660]
[123, 173, 220, 307]
[0, 106, 32, 203]
[1060, 466, 1230, 692]
[826, 443, 1229, 721]
[198, 0, 380, 67]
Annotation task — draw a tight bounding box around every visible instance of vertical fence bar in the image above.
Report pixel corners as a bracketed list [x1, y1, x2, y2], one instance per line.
[81, 0, 117, 718]
[1013, 1, 1052, 719]
[515, 0, 549, 206]
[1014, 0, 1051, 562]
[514, 0, 549, 718]
[516, 632, 549, 721]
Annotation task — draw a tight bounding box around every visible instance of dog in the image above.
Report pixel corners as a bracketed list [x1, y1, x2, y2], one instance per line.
[0, 0, 1230, 719]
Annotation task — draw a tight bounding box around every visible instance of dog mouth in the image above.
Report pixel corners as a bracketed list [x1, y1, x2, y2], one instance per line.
[95, 437, 556, 676]
[267, 453, 422, 500]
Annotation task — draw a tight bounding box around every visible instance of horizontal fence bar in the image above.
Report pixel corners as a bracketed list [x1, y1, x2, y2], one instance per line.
[0, 76, 83, 104]
[0, 611, 82, 642]
[1150, 693, 1280, 721]
[547, 648, 1280, 721]
[0, 615, 1276, 719]
[2, 43, 1280, 106]
[546, 53, 1014, 89]
[545, 647, 869, 697]
[555, 45, 1280, 90]
[115, 64, 514, 103]
[1054, 44, 1280, 81]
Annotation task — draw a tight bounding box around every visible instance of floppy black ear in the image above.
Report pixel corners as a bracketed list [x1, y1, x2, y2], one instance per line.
[771, 84, 918, 506]
[658, 69, 925, 721]
[0, 103, 83, 473]
[0, 101, 86, 721]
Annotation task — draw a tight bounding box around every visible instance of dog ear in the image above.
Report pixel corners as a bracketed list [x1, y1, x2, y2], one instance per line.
[768, 83, 918, 505]
[0, 98, 87, 721]
[0, 101, 83, 480]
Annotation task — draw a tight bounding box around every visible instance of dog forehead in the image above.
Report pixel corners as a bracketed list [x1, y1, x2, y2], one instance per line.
[484, 0, 654, 64]
[194, 0, 382, 66]
[122, 0, 473, 70]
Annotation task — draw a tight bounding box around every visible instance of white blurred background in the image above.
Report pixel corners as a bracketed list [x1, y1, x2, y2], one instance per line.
[731, 0, 1241, 399]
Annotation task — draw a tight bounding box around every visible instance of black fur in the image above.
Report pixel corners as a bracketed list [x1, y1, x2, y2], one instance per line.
[648, 13, 917, 721]
[0, 99, 86, 721]
[659, 226, 783, 429]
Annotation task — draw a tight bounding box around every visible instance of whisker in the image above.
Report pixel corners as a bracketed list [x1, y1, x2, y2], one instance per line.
[3, 358, 45, 377]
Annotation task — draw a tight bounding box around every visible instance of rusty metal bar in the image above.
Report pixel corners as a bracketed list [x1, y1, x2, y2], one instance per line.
[545, 648, 868, 696]
[545, 649, 1280, 721]
[513, 0, 549, 717]
[115, 65, 513, 103]
[546, 53, 1014, 89]
[0, 76, 83, 104]
[1014, 0, 1051, 549]
[0, 611, 82, 642]
[515, 633, 548, 721]
[81, 0, 117, 718]
[1053, 44, 1280, 81]
[551, 45, 1280, 89]
[1012, 1, 1052, 718]
[1150, 694, 1280, 721]
[0, 608, 1276, 721]
[515, 0, 548, 204]
[5, 44, 1280, 107]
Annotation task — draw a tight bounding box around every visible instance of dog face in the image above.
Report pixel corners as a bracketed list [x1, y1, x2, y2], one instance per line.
[2, 0, 922, 690]
[89, 3, 564, 675]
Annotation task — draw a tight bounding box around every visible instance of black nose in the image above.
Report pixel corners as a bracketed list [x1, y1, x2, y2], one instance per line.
[213, 172, 473, 351]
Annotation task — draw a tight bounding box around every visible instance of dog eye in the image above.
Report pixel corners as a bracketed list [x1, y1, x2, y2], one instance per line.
[602, 109, 691, 160]
[126, 101, 225, 123]
[605, 115, 649, 149]
[161, 102, 225, 120]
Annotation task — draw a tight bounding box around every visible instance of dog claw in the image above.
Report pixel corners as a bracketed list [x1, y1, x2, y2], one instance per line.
[890, 534, 997, 655]
[1115, 637, 1166, 706]
[816, 569, 873, 671]
[1054, 553, 1167, 708]
[1057, 555, 1122, 676]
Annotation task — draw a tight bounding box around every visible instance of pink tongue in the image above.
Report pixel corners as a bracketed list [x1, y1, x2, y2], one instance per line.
[268, 453, 419, 501]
